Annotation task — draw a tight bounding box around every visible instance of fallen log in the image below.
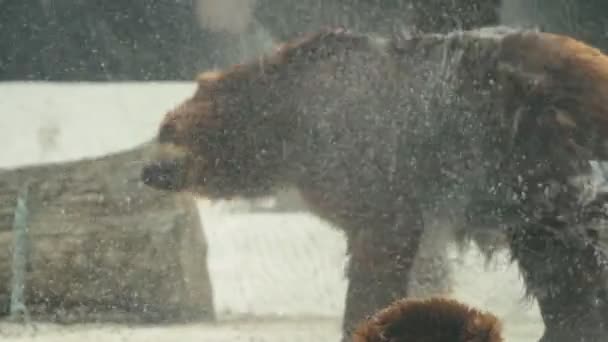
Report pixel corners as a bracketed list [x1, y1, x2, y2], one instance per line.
[0, 143, 215, 324]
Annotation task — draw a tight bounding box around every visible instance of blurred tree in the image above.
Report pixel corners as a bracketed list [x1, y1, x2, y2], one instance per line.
[2, 1, 607, 81]
[255, 0, 500, 39]
[0, 0, 219, 80]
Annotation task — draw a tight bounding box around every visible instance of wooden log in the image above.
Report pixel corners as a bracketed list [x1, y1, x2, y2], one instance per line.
[0, 143, 215, 324]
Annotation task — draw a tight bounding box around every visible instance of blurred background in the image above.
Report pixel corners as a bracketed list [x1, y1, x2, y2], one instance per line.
[2, 0, 606, 82]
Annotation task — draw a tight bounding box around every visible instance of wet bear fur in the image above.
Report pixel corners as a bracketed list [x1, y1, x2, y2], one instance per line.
[352, 296, 503, 342]
[141, 26, 608, 342]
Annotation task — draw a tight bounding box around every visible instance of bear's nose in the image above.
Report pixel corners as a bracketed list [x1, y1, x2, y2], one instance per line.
[158, 122, 177, 143]
[141, 159, 185, 191]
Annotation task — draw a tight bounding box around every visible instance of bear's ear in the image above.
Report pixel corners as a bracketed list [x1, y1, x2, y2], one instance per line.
[197, 70, 225, 89]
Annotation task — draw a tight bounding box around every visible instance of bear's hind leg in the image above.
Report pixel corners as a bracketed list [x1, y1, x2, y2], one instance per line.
[508, 222, 608, 342]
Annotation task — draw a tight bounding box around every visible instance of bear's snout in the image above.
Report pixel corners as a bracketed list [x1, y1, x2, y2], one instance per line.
[141, 159, 186, 191]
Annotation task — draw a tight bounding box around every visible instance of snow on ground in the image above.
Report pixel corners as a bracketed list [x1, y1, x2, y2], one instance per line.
[0, 82, 543, 341]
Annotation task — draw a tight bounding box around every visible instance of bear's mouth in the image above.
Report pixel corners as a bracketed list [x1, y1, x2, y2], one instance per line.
[141, 158, 187, 191]
[141, 141, 193, 192]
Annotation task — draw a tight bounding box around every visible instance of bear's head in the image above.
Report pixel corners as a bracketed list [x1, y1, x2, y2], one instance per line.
[140, 66, 294, 199]
[140, 27, 367, 199]
[352, 297, 503, 342]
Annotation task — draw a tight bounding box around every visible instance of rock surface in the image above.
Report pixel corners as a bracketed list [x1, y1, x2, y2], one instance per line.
[0, 144, 215, 323]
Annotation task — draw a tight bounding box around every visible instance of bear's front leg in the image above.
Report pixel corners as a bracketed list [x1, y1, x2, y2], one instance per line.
[340, 199, 424, 342]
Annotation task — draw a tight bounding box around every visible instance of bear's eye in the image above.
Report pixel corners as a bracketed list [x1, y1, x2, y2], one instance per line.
[158, 122, 177, 143]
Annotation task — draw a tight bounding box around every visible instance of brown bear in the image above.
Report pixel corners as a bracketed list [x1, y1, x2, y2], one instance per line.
[141, 26, 608, 342]
[352, 296, 503, 342]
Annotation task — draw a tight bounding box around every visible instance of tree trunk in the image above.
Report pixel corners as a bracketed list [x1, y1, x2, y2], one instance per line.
[0, 143, 215, 324]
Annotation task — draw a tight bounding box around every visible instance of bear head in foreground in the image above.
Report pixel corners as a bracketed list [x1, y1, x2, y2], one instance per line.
[352, 297, 503, 342]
